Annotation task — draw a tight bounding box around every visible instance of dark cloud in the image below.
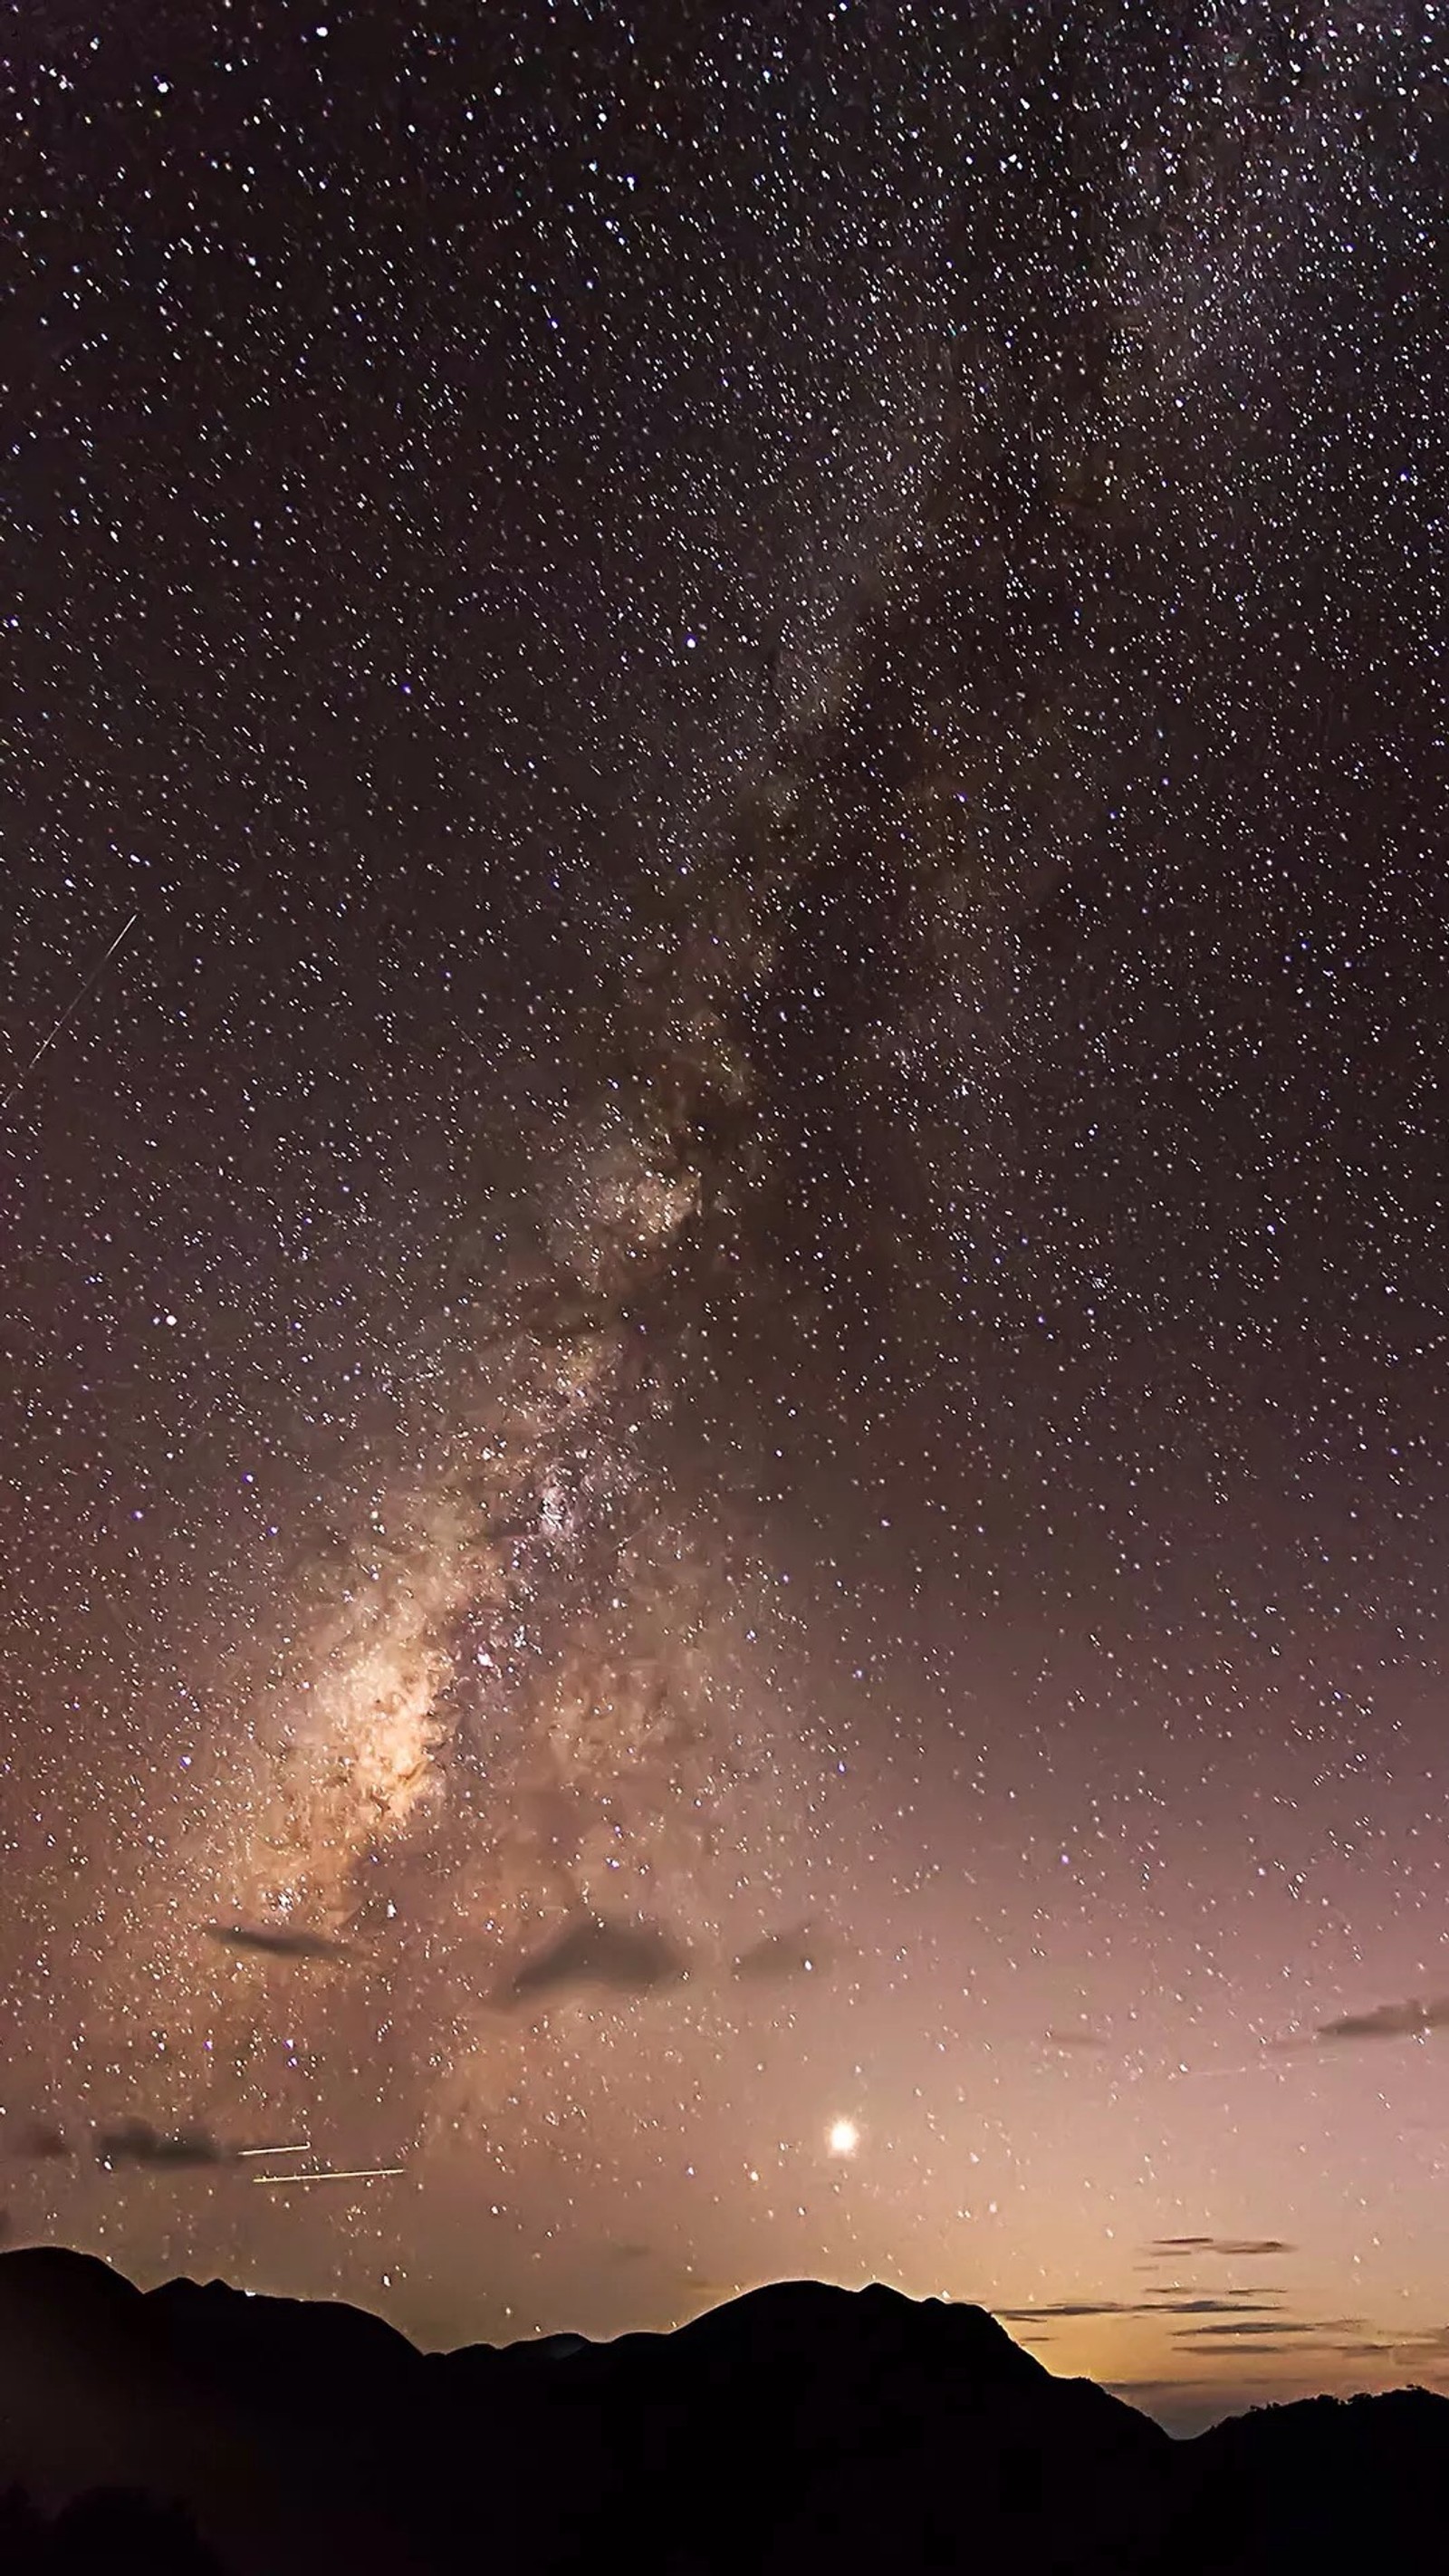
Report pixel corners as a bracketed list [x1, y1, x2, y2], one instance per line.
[207, 1923, 353, 1962]
[1154, 2298, 1281, 2318]
[1175, 2320, 1343, 2341]
[996, 2294, 1279, 2324]
[96, 2120, 238, 2168]
[733, 1924, 829, 1983]
[13, 2119, 71, 2161]
[1153, 2308, 1276, 2328]
[1042, 2028, 1108, 2051]
[1188, 2339, 1299, 2355]
[501, 1916, 686, 2006]
[993, 2318, 1137, 2339]
[1173, 2328, 1368, 2349]
[1326, 2325, 1449, 2366]
[1147, 2238, 1293, 2258]
[14, 2115, 256, 2169]
[1315, 1996, 1449, 2043]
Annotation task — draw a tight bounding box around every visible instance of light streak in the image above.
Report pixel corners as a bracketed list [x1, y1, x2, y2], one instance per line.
[238, 2142, 313, 2158]
[252, 2166, 405, 2187]
[1, 909, 139, 1117]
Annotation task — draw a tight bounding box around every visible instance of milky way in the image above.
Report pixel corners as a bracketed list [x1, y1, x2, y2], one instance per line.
[2, 2, 1442, 2423]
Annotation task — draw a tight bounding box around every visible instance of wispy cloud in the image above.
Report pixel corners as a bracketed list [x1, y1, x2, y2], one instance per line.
[1147, 2236, 1293, 2258]
[500, 1915, 686, 2006]
[1154, 2296, 1281, 2317]
[733, 1924, 830, 1984]
[1320, 2325, 1449, 2367]
[1316, 1996, 1449, 2043]
[995, 2301, 1139, 2322]
[996, 2293, 1279, 2324]
[1174, 2315, 1364, 2345]
[207, 1922, 352, 1962]
[1176, 2319, 1324, 2341]
[11, 2120, 71, 2162]
[96, 2120, 240, 2168]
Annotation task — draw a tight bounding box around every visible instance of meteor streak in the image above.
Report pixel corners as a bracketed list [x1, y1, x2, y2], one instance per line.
[252, 2167, 405, 2187]
[1, 909, 139, 1118]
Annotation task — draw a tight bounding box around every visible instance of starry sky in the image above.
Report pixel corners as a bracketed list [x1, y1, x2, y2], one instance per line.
[1, 0, 1443, 2435]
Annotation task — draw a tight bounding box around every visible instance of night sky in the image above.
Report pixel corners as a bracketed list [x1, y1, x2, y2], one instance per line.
[2, 1, 1442, 2434]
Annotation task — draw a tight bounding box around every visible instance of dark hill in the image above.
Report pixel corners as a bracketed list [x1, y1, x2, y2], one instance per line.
[1171, 2386, 1449, 2573]
[0, 2249, 1444, 2572]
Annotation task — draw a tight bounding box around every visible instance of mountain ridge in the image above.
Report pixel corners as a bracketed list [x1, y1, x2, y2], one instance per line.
[0, 2247, 1444, 2572]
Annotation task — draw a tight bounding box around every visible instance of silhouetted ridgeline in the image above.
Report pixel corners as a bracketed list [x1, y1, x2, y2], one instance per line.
[0, 2251, 1445, 2571]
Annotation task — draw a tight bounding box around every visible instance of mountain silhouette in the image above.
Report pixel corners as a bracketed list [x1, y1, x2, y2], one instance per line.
[0, 2248, 1444, 2571]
